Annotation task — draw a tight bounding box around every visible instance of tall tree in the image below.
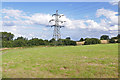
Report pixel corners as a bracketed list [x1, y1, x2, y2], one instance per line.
[49, 38, 56, 43]
[79, 38, 84, 41]
[117, 34, 120, 38]
[100, 35, 109, 40]
[66, 37, 71, 40]
[1, 32, 14, 41]
[15, 36, 28, 41]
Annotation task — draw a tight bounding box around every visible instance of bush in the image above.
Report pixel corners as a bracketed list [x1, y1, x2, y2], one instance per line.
[28, 38, 45, 46]
[84, 38, 101, 45]
[117, 34, 120, 38]
[70, 41, 76, 46]
[66, 37, 71, 40]
[117, 38, 120, 43]
[2, 41, 13, 47]
[49, 38, 55, 43]
[109, 38, 115, 43]
[13, 40, 28, 47]
[50, 39, 77, 46]
[111, 37, 117, 39]
[61, 39, 76, 46]
[44, 40, 49, 45]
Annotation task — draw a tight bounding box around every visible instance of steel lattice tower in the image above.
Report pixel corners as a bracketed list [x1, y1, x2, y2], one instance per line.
[49, 10, 65, 41]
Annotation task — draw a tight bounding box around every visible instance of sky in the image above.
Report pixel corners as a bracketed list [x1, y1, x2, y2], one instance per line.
[1, 1, 119, 40]
[1, 0, 119, 2]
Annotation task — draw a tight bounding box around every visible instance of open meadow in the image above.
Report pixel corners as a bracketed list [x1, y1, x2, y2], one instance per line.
[2, 44, 118, 78]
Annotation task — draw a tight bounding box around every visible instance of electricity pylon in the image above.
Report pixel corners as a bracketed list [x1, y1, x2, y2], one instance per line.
[49, 10, 66, 41]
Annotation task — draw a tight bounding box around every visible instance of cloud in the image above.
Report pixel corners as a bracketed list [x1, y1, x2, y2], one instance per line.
[3, 21, 15, 26]
[96, 8, 118, 32]
[2, 25, 40, 38]
[96, 8, 118, 25]
[2, 9, 27, 20]
[109, 0, 119, 5]
[28, 13, 52, 26]
[2, 9, 53, 26]
[3, 8, 118, 31]
[109, 25, 118, 31]
[2, 8, 118, 39]
[4, 16, 10, 19]
[59, 16, 103, 30]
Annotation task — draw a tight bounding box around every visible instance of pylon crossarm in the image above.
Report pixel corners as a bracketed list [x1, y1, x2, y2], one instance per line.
[59, 21, 65, 23]
[60, 26, 64, 28]
[49, 19, 55, 22]
[59, 14, 64, 18]
[52, 14, 56, 16]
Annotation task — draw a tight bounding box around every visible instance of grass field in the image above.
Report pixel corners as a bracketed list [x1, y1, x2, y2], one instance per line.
[2, 44, 118, 78]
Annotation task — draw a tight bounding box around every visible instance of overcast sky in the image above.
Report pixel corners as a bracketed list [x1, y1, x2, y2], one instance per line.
[1, 1, 119, 40]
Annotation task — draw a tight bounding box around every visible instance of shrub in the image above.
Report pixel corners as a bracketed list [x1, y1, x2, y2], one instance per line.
[13, 40, 28, 47]
[66, 37, 71, 40]
[117, 38, 120, 43]
[109, 38, 115, 43]
[2, 41, 13, 47]
[70, 40, 76, 46]
[28, 38, 45, 46]
[117, 34, 120, 38]
[84, 38, 101, 45]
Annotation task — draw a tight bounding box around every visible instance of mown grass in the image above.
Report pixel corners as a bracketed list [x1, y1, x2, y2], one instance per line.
[2, 44, 118, 78]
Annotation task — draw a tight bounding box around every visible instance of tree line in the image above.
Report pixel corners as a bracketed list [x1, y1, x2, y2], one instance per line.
[0, 32, 120, 48]
[1, 32, 76, 48]
[79, 35, 120, 45]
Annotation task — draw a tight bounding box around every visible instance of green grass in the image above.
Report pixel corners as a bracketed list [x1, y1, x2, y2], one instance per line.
[2, 44, 118, 78]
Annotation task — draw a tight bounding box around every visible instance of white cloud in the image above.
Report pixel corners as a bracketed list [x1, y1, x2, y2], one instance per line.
[99, 19, 110, 31]
[109, 0, 119, 5]
[3, 21, 15, 26]
[4, 16, 10, 19]
[2, 25, 38, 38]
[28, 13, 52, 26]
[85, 20, 101, 29]
[96, 8, 118, 25]
[109, 25, 118, 30]
[43, 28, 48, 31]
[3, 8, 118, 31]
[59, 16, 101, 30]
[2, 8, 118, 39]
[96, 8, 118, 32]
[2, 9, 27, 20]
